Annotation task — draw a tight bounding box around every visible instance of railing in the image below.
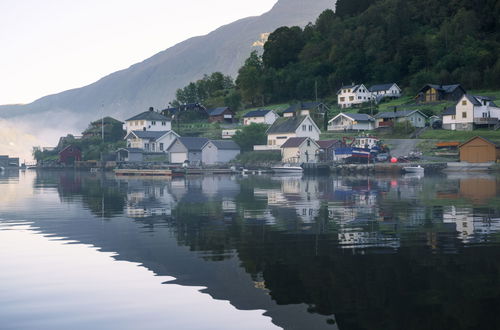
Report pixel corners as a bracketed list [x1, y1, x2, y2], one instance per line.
[473, 117, 499, 125]
[378, 121, 394, 127]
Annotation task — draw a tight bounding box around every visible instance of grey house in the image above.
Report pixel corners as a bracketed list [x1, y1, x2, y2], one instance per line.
[375, 110, 427, 128]
[167, 137, 209, 164]
[202, 140, 240, 165]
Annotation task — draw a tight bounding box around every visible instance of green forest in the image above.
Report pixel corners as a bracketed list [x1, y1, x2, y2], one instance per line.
[172, 0, 500, 109]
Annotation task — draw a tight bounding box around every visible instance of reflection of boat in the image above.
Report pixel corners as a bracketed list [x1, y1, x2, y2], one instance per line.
[403, 172, 424, 179]
[402, 165, 424, 173]
[271, 164, 303, 173]
[0, 166, 4, 172]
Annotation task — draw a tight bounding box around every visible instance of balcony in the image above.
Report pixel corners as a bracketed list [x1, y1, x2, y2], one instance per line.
[378, 121, 394, 128]
[473, 117, 499, 125]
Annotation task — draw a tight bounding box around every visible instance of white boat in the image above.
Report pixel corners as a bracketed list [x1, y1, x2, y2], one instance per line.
[271, 164, 304, 173]
[402, 165, 424, 173]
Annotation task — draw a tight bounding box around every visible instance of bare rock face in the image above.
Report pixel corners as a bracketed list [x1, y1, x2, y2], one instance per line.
[0, 0, 334, 125]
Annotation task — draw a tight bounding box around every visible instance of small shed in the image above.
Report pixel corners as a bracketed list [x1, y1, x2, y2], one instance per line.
[202, 140, 240, 165]
[59, 145, 82, 165]
[459, 136, 499, 163]
[207, 107, 235, 123]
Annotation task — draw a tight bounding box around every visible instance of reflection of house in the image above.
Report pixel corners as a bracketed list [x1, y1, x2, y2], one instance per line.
[265, 115, 320, 149]
[242, 109, 279, 125]
[415, 84, 465, 103]
[459, 136, 500, 163]
[442, 94, 500, 130]
[459, 176, 497, 203]
[281, 137, 319, 163]
[337, 84, 372, 108]
[126, 182, 176, 218]
[375, 110, 427, 128]
[443, 206, 500, 243]
[201, 140, 240, 165]
[328, 113, 375, 131]
[207, 107, 235, 123]
[167, 137, 209, 164]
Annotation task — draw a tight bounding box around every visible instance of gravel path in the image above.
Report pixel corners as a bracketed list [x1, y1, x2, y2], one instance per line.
[384, 139, 423, 157]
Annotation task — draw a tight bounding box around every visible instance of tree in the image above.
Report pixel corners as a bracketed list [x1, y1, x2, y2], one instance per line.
[232, 123, 268, 152]
[263, 26, 305, 69]
[236, 51, 265, 106]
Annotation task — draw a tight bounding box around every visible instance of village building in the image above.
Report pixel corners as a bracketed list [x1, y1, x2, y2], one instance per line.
[442, 94, 500, 130]
[282, 102, 329, 118]
[243, 109, 279, 126]
[415, 84, 466, 103]
[160, 103, 206, 120]
[317, 140, 343, 162]
[375, 110, 427, 128]
[337, 84, 372, 108]
[327, 113, 375, 131]
[206, 107, 235, 123]
[167, 137, 209, 164]
[201, 140, 240, 165]
[116, 148, 144, 162]
[221, 129, 238, 139]
[459, 136, 500, 163]
[369, 83, 402, 103]
[125, 130, 179, 153]
[124, 107, 172, 134]
[58, 145, 82, 165]
[280, 137, 320, 163]
[264, 115, 321, 149]
[0, 155, 19, 168]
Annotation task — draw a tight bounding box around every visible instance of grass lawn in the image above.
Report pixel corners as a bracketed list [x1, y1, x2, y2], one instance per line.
[235, 103, 290, 118]
[420, 129, 500, 142]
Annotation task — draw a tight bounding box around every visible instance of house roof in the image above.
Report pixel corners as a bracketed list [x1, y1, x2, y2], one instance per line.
[177, 137, 209, 151]
[58, 145, 81, 154]
[317, 140, 340, 149]
[125, 109, 170, 122]
[209, 140, 240, 150]
[281, 137, 308, 148]
[126, 130, 172, 141]
[369, 83, 398, 92]
[442, 106, 456, 116]
[243, 109, 272, 117]
[90, 116, 123, 125]
[345, 113, 375, 121]
[459, 136, 499, 148]
[420, 84, 464, 94]
[207, 107, 231, 116]
[267, 116, 315, 134]
[283, 103, 301, 113]
[375, 110, 427, 119]
[283, 102, 328, 113]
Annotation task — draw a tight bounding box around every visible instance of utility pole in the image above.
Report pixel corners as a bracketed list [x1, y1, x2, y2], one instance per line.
[101, 103, 104, 141]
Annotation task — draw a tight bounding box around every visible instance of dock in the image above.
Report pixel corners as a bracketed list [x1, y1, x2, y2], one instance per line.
[114, 169, 175, 177]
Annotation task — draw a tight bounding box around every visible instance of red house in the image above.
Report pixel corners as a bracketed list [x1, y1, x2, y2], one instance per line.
[59, 145, 82, 165]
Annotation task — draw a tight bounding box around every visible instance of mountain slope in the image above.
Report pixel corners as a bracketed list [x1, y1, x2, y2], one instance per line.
[0, 0, 334, 124]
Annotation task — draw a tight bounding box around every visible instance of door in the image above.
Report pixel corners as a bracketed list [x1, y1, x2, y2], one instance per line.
[171, 152, 187, 164]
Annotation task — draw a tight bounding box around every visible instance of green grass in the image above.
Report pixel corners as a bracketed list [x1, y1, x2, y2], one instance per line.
[235, 103, 290, 118]
[420, 129, 500, 142]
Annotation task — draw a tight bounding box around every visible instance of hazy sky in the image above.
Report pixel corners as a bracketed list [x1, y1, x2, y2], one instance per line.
[0, 0, 278, 105]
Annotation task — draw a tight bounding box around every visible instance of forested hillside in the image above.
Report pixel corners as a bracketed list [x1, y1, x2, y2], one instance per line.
[235, 0, 500, 106]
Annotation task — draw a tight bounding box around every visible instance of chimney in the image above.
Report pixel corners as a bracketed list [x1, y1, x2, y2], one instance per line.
[149, 106, 154, 112]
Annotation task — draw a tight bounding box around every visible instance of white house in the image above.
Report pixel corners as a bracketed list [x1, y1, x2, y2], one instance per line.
[202, 140, 240, 165]
[375, 110, 427, 128]
[124, 107, 172, 134]
[242, 109, 279, 126]
[442, 94, 500, 130]
[337, 84, 373, 108]
[280, 137, 320, 163]
[328, 113, 375, 131]
[369, 83, 402, 103]
[125, 130, 179, 153]
[263, 115, 321, 149]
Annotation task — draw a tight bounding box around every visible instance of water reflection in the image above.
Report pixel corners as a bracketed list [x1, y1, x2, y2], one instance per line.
[1, 170, 500, 329]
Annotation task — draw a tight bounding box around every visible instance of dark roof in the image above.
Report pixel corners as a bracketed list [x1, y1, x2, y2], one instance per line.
[209, 140, 240, 150]
[369, 83, 397, 92]
[281, 137, 308, 148]
[178, 137, 209, 151]
[465, 95, 498, 107]
[243, 109, 272, 117]
[127, 130, 170, 141]
[442, 106, 456, 116]
[267, 116, 310, 134]
[125, 109, 170, 122]
[207, 107, 230, 116]
[375, 110, 426, 119]
[283, 103, 300, 113]
[459, 136, 499, 148]
[342, 113, 374, 121]
[317, 140, 340, 149]
[283, 102, 326, 113]
[419, 84, 464, 94]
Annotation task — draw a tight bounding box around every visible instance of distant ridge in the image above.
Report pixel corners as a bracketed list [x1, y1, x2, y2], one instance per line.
[0, 0, 334, 128]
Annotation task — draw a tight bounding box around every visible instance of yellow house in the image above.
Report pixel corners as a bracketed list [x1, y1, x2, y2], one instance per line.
[267, 115, 320, 148]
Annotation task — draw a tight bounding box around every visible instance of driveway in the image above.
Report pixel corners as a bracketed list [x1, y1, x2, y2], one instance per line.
[384, 139, 422, 158]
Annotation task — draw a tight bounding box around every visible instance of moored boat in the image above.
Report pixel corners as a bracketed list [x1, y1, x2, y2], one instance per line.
[271, 164, 304, 173]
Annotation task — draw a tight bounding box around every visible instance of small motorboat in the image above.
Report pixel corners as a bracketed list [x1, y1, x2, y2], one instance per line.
[402, 165, 424, 173]
[271, 164, 304, 173]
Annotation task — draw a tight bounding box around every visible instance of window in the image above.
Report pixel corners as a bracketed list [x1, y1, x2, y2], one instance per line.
[161, 121, 166, 126]
[160, 143, 164, 151]
[309, 125, 312, 131]
[462, 100, 467, 106]
[302, 125, 306, 131]
[151, 143, 156, 151]
[307, 140, 311, 146]
[462, 112, 467, 118]
[340, 97, 345, 102]
[452, 115, 456, 120]
[358, 96, 361, 100]
[144, 143, 149, 150]
[349, 96, 354, 101]
[151, 121, 156, 125]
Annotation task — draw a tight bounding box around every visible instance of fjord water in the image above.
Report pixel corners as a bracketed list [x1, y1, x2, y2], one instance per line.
[1, 170, 499, 330]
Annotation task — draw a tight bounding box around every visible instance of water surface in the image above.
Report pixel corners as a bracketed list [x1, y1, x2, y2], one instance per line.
[1, 169, 500, 330]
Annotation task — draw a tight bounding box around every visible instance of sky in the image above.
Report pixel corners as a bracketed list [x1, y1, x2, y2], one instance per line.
[0, 0, 278, 105]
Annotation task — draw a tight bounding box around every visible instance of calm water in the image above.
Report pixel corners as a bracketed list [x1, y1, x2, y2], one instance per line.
[1, 169, 500, 330]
